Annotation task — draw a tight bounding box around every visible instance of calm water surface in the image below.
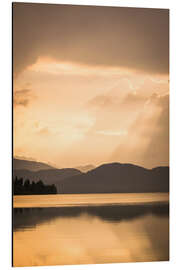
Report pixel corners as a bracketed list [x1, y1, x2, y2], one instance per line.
[13, 193, 169, 267]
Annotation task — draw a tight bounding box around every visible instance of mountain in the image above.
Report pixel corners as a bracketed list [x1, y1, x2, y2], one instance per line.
[13, 162, 169, 194]
[56, 163, 169, 194]
[13, 168, 82, 186]
[76, 164, 95, 173]
[13, 158, 56, 172]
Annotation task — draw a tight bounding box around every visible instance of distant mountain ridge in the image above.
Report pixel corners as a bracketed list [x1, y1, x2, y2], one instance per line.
[13, 160, 169, 194]
[76, 164, 95, 172]
[13, 158, 95, 173]
[13, 158, 56, 171]
[56, 163, 169, 194]
[13, 168, 82, 186]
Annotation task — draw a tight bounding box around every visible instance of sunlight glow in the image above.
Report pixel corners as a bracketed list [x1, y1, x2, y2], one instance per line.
[96, 130, 128, 136]
[28, 57, 131, 77]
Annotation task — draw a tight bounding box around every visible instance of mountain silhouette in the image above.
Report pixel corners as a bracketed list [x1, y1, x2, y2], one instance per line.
[76, 164, 95, 172]
[13, 158, 56, 171]
[13, 168, 82, 186]
[13, 162, 169, 194]
[56, 163, 169, 194]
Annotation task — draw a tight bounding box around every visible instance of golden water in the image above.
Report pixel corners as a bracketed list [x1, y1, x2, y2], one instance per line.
[13, 193, 169, 267]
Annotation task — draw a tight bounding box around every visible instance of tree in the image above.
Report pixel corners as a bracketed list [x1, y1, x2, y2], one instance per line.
[13, 177, 57, 195]
[24, 179, 30, 188]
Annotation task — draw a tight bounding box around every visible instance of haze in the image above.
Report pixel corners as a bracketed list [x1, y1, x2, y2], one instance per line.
[13, 3, 169, 168]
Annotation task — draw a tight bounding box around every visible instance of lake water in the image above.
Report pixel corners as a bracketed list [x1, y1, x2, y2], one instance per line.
[13, 193, 169, 267]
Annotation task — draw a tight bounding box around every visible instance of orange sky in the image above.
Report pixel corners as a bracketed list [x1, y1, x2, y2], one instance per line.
[13, 3, 169, 168]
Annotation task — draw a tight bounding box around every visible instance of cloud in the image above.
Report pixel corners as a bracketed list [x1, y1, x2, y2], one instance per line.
[87, 91, 148, 131]
[96, 130, 127, 136]
[88, 90, 147, 111]
[13, 3, 169, 77]
[13, 89, 33, 107]
[28, 58, 130, 77]
[122, 92, 147, 105]
[111, 93, 169, 168]
[141, 94, 169, 167]
[37, 127, 50, 135]
[14, 155, 37, 161]
[86, 93, 146, 151]
[87, 95, 115, 109]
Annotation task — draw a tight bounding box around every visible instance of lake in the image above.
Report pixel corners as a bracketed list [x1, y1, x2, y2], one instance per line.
[13, 193, 169, 267]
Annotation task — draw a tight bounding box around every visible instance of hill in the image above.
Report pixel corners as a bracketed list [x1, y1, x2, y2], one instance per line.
[13, 168, 82, 186]
[13, 158, 56, 171]
[56, 163, 169, 193]
[75, 164, 95, 173]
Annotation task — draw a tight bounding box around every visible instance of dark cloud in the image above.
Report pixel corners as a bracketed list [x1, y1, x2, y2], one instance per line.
[13, 89, 33, 107]
[13, 3, 169, 76]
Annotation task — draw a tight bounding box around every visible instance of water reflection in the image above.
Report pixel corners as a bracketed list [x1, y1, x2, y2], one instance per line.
[13, 203, 169, 231]
[13, 203, 169, 266]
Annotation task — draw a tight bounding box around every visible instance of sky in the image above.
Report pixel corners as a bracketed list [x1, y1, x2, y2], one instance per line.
[13, 3, 169, 169]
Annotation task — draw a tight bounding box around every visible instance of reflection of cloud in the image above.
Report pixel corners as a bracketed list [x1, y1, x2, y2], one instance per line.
[13, 209, 169, 266]
[14, 89, 33, 107]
